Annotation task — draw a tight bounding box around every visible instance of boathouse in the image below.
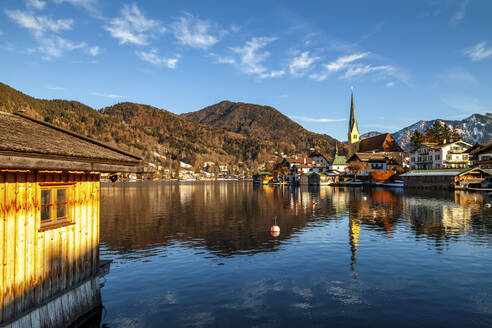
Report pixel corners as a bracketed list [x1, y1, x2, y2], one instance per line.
[0, 111, 141, 327]
[308, 172, 338, 186]
[401, 168, 491, 189]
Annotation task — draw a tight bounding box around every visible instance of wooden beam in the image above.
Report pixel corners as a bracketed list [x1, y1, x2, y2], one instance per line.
[0, 154, 143, 173]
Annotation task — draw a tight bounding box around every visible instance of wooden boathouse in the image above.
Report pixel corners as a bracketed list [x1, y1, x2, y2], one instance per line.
[0, 111, 141, 327]
[401, 168, 491, 189]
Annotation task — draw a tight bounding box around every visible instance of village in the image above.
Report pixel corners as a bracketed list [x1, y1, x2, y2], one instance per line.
[251, 91, 492, 190]
[0, 92, 491, 327]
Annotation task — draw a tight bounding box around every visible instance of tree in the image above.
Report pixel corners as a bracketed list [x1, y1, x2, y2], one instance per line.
[411, 130, 424, 147]
[450, 127, 461, 143]
[345, 160, 369, 181]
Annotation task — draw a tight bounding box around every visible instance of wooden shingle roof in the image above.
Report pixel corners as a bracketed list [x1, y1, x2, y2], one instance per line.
[0, 111, 142, 172]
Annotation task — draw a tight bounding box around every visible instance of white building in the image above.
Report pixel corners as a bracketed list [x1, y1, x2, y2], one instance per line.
[409, 141, 472, 169]
[309, 150, 330, 167]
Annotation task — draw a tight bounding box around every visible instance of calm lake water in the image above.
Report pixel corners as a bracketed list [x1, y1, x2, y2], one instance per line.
[93, 182, 492, 328]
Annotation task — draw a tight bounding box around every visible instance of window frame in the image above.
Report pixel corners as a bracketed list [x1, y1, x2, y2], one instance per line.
[39, 183, 75, 231]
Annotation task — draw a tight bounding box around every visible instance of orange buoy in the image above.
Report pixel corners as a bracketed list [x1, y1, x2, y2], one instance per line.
[270, 216, 280, 235]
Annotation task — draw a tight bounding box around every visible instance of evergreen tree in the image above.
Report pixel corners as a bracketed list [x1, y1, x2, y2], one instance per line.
[411, 130, 424, 147]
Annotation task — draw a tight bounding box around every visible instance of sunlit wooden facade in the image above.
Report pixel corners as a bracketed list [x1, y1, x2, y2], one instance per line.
[0, 111, 141, 327]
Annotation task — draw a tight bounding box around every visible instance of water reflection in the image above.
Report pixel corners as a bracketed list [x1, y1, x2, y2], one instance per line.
[97, 183, 492, 328]
[100, 183, 492, 259]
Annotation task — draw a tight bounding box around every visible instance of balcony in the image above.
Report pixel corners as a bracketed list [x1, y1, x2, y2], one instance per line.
[448, 149, 466, 154]
[444, 159, 469, 164]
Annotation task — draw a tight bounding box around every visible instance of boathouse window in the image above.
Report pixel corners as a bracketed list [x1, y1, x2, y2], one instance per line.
[40, 186, 71, 228]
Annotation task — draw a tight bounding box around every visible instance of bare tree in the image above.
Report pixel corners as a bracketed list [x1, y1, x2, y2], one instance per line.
[345, 160, 369, 181]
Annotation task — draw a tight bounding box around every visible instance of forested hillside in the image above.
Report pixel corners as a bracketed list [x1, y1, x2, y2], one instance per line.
[0, 83, 342, 172]
[182, 100, 340, 156]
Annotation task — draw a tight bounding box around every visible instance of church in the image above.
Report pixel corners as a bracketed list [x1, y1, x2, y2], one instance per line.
[346, 90, 404, 168]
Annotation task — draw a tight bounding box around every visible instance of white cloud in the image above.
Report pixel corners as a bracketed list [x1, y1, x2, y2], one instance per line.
[136, 49, 179, 69]
[91, 92, 122, 99]
[46, 86, 65, 90]
[308, 51, 411, 86]
[259, 70, 285, 78]
[342, 64, 394, 79]
[227, 37, 282, 78]
[37, 35, 85, 59]
[4, 8, 99, 60]
[171, 13, 220, 49]
[289, 51, 320, 76]
[451, 0, 469, 25]
[5, 9, 73, 37]
[105, 4, 166, 46]
[88, 45, 100, 56]
[308, 52, 369, 81]
[385, 81, 395, 88]
[464, 41, 492, 61]
[53, 0, 102, 18]
[290, 115, 346, 123]
[308, 72, 328, 81]
[26, 0, 46, 10]
[324, 52, 370, 72]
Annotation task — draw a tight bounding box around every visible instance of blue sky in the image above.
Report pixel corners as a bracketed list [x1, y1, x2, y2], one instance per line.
[1, 0, 491, 140]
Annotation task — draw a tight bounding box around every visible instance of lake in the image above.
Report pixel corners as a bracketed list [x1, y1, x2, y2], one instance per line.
[92, 182, 492, 327]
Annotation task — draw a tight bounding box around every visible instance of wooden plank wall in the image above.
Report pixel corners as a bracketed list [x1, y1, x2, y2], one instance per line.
[0, 171, 100, 325]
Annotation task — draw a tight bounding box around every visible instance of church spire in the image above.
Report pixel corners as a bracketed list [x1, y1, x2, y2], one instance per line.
[335, 142, 338, 156]
[348, 87, 357, 132]
[347, 87, 360, 158]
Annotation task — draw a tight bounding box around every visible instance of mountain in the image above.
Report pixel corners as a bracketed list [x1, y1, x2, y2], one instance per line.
[181, 100, 341, 156]
[361, 114, 492, 151]
[0, 83, 274, 170]
[360, 131, 383, 140]
[0, 83, 341, 173]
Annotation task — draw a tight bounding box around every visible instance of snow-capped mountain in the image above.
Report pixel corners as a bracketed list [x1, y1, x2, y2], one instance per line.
[360, 113, 492, 151]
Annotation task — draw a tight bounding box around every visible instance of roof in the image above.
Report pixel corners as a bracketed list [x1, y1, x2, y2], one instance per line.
[284, 157, 315, 164]
[468, 140, 492, 155]
[359, 133, 403, 153]
[258, 171, 274, 175]
[0, 111, 142, 172]
[401, 167, 491, 177]
[401, 168, 466, 177]
[347, 152, 388, 163]
[412, 140, 472, 152]
[332, 155, 347, 165]
[293, 164, 324, 168]
[309, 150, 328, 161]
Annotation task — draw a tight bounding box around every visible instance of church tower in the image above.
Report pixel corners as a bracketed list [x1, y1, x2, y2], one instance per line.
[347, 89, 359, 158]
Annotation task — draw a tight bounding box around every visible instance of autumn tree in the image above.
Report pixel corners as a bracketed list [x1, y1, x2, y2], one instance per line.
[345, 160, 369, 181]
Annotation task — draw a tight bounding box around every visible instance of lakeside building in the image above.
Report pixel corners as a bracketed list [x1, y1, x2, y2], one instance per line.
[309, 150, 330, 167]
[467, 140, 492, 170]
[346, 153, 390, 175]
[401, 168, 491, 189]
[0, 111, 141, 327]
[329, 144, 348, 173]
[308, 172, 339, 185]
[409, 140, 472, 170]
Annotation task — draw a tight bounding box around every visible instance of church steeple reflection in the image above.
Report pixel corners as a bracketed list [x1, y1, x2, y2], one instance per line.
[349, 214, 360, 277]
